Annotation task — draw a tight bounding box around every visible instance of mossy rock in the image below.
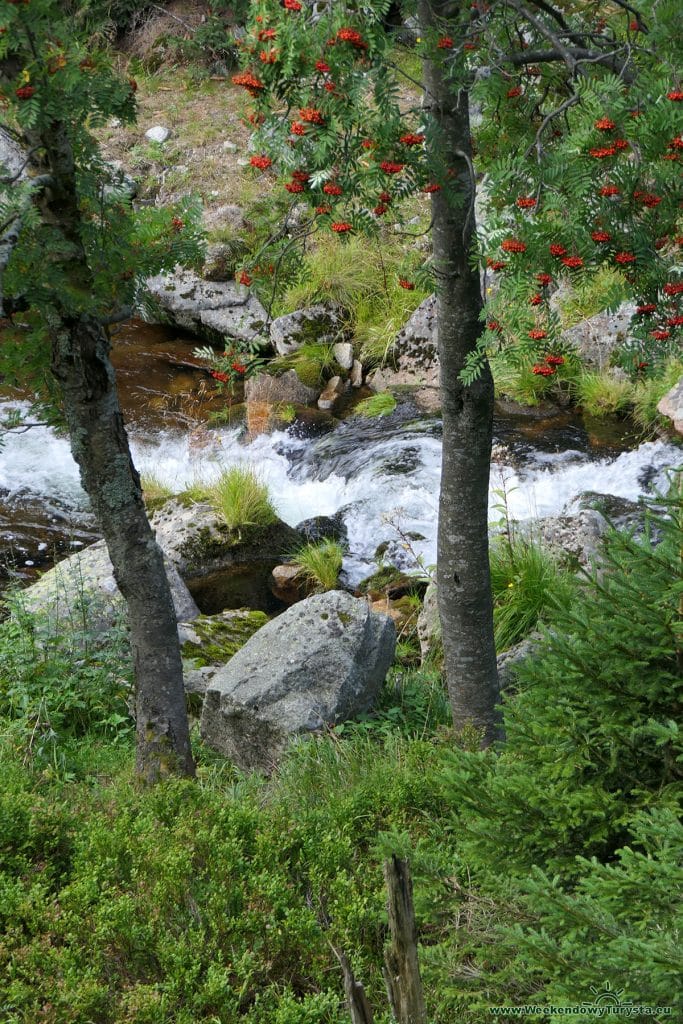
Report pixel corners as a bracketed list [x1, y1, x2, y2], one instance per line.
[181, 609, 269, 669]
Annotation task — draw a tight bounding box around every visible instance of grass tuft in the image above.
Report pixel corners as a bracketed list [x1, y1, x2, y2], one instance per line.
[289, 539, 344, 593]
[354, 392, 397, 418]
[490, 536, 576, 651]
[140, 473, 174, 509]
[207, 466, 278, 531]
[575, 371, 634, 417]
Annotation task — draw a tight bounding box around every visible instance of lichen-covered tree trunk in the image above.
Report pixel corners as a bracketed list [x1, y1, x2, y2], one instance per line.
[418, 0, 502, 744]
[37, 119, 194, 782]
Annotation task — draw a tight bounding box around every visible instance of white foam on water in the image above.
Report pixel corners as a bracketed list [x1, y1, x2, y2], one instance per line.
[2, 400, 680, 585]
[0, 402, 87, 512]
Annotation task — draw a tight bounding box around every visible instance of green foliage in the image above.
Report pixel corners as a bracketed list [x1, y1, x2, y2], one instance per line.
[193, 338, 267, 395]
[0, 598, 133, 775]
[0, 494, 681, 1019]
[353, 392, 397, 418]
[489, 535, 576, 650]
[0, 1, 205, 411]
[575, 370, 635, 417]
[269, 342, 338, 388]
[289, 540, 344, 593]
[208, 466, 278, 532]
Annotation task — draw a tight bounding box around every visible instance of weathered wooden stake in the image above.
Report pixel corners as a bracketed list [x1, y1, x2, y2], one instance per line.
[332, 946, 375, 1024]
[382, 856, 428, 1024]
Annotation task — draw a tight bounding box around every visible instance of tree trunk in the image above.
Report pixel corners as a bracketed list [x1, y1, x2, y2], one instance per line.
[36, 119, 194, 782]
[417, 0, 502, 744]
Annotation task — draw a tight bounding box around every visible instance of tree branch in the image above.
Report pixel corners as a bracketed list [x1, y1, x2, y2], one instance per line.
[503, 0, 579, 75]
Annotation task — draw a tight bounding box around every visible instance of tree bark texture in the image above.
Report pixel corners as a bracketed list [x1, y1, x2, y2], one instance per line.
[417, 0, 502, 744]
[35, 120, 194, 782]
[382, 857, 427, 1024]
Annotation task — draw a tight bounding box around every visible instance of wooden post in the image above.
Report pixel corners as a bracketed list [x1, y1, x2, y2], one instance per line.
[332, 946, 375, 1024]
[382, 856, 428, 1024]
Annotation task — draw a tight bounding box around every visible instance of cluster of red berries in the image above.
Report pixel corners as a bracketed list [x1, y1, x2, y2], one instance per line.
[374, 204, 388, 216]
[666, 91, 683, 101]
[237, 271, 252, 286]
[594, 117, 616, 130]
[487, 259, 507, 271]
[529, 294, 542, 306]
[259, 50, 278, 64]
[591, 231, 611, 243]
[379, 161, 405, 174]
[562, 255, 584, 269]
[232, 71, 264, 96]
[250, 155, 272, 170]
[398, 278, 415, 290]
[501, 239, 526, 253]
[528, 328, 548, 340]
[284, 181, 304, 193]
[600, 185, 620, 197]
[633, 191, 662, 207]
[299, 107, 324, 125]
[15, 85, 35, 100]
[283, 0, 302, 11]
[614, 251, 636, 264]
[663, 282, 683, 295]
[516, 196, 536, 209]
[532, 355, 564, 376]
[549, 243, 568, 257]
[423, 183, 441, 193]
[331, 222, 352, 233]
[315, 60, 330, 73]
[536, 272, 552, 286]
[335, 27, 367, 49]
[636, 304, 657, 314]
[291, 121, 306, 135]
[506, 86, 522, 98]
[437, 37, 453, 49]
[400, 133, 425, 146]
[323, 182, 342, 196]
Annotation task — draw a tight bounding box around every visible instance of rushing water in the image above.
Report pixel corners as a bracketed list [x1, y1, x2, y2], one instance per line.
[1, 392, 679, 587]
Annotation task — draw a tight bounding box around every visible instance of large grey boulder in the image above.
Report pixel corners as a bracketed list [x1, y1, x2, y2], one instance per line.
[269, 304, 345, 356]
[417, 581, 441, 663]
[200, 591, 396, 770]
[559, 301, 637, 370]
[144, 267, 268, 343]
[657, 375, 683, 435]
[19, 540, 199, 634]
[518, 509, 608, 566]
[368, 295, 441, 413]
[151, 499, 301, 613]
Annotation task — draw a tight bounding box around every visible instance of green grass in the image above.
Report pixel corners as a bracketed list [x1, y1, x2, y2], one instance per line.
[288, 539, 344, 593]
[489, 535, 576, 651]
[575, 371, 635, 417]
[269, 342, 338, 388]
[207, 466, 278, 532]
[632, 357, 683, 434]
[354, 392, 397, 418]
[140, 473, 175, 509]
[273, 233, 429, 368]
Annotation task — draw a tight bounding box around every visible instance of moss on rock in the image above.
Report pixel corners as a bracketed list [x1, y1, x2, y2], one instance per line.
[181, 609, 269, 668]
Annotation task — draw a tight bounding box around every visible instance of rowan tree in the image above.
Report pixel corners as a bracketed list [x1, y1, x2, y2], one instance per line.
[228, 0, 682, 744]
[0, 0, 203, 782]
